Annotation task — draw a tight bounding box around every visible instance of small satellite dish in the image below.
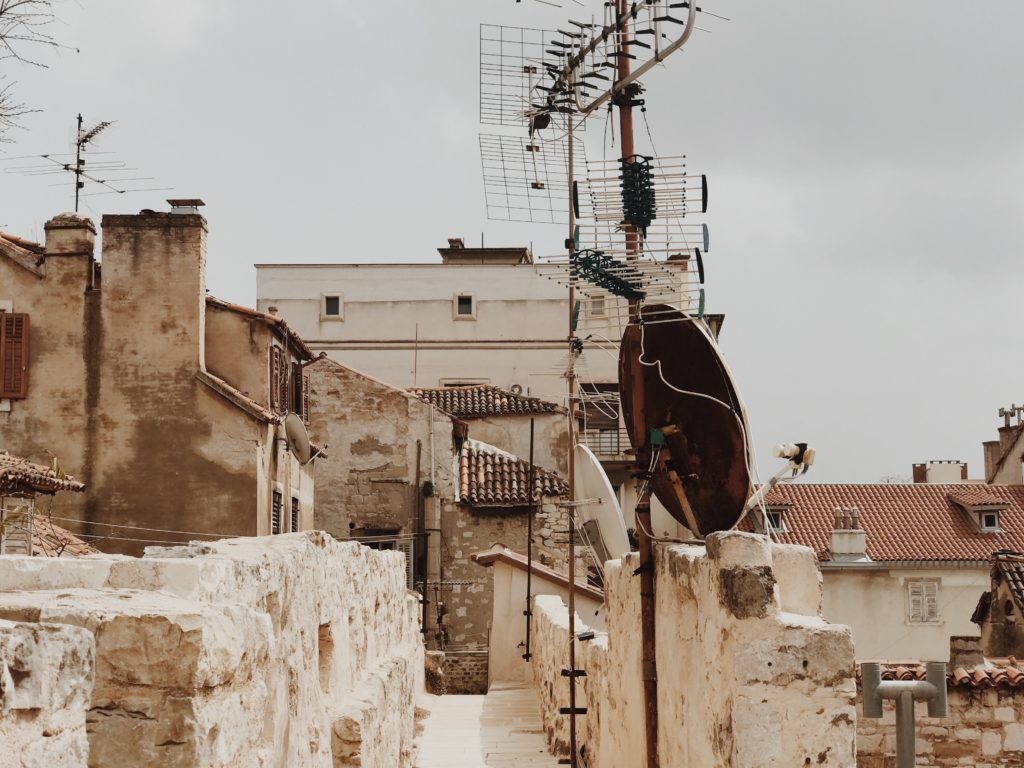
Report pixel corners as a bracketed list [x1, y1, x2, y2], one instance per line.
[510, 383, 524, 396]
[574, 443, 631, 573]
[619, 304, 753, 537]
[285, 412, 314, 465]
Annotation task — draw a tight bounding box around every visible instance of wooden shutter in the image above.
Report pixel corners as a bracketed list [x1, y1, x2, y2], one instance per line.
[290, 497, 299, 532]
[291, 362, 303, 415]
[271, 490, 283, 535]
[923, 581, 939, 622]
[269, 346, 281, 411]
[908, 581, 939, 622]
[278, 350, 289, 413]
[302, 374, 310, 425]
[0, 313, 29, 399]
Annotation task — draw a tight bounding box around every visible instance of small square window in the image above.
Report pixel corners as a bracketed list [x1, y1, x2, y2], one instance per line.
[982, 512, 1000, 531]
[453, 293, 476, 320]
[765, 510, 785, 532]
[590, 296, 606, 316]
[321, 294, 343, 320]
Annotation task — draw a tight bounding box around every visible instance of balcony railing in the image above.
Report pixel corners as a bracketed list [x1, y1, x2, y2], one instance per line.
[581, 427, 633, 458]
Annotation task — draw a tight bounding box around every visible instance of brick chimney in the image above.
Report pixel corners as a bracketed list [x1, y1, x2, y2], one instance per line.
[830, 506, 869, 562]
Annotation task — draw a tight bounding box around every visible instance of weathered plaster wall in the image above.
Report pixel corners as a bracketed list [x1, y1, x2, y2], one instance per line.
[0, 617, 94, 767]
[464, 412, 568, 477]
[204, 307, 274, 406]
[857, 686, 1024, 766]
[0, 212, 316, 555]
[307, 358, 457, 540]
[531, 533, 858, 767]
[820, 567, 988, 661]
[0, 215, 95, 520]
[0, 532, 423, 767]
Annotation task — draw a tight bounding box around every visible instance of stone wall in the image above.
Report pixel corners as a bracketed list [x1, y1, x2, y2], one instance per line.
[441, 650, 490, 695]
[530, 532, 858, 767]
[0, 532, 423, 767]
[0, 617, 94, 766]
[857, 686, 1024, 767]
[441, 499, 593, 651]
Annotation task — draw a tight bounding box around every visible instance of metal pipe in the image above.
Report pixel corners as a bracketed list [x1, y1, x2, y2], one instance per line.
[523, 419, 535, 661]
[895, 690, 915, 768]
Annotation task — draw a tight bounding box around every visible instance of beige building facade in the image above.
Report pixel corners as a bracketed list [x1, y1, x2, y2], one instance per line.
[0, 209, 316, 554]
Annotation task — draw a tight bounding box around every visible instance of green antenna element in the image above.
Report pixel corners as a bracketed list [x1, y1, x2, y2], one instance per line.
[571, 299, 581, 331]
[703, 223, 710, 253]
[573, 225, 580, 252]
[697, 288, 706, 319]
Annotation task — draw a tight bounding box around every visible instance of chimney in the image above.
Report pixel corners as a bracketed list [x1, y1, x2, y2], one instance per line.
[983, 440, 1001, 482]
[167, 199, 206, 215]
[447, 237, 465, 249]
[948, 636, 984, 669]
[912, 463, 927, 483]
[830, 506, 869, 562]
[43, 213, 96, 257]
[912, 460, 969, 483]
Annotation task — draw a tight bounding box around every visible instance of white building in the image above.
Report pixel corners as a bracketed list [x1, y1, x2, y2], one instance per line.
[752, 482, 1024, 661]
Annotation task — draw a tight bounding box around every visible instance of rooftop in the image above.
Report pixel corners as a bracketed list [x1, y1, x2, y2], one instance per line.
[0, 453, 85, 495]
[458, 440, 567, 507]
[869, 659, 1024, 691]
[471, 543, 604, 602]
[993, 551, 1024, 612]
[31, 517, 98, 557]
[410, 385, 561, 419]
[755, 483, 1024, 563]
[206, 295, 315, 361]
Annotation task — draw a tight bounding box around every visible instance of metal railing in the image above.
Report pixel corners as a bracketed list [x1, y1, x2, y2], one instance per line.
[581, 427, 632, 457]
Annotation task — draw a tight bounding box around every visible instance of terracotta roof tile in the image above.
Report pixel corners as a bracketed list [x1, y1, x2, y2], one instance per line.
[948, 487, 1011, 508]
[750, 483, 1024, 562]
[993, 552, 1024, 610]
[0, 232, 43, 254]
[31, 517, 98, 557]
[410, 385, 561, 419]
[458, 440, 567, 507]
[866, 660, 1024, 690]
[0, 453, 85, 495]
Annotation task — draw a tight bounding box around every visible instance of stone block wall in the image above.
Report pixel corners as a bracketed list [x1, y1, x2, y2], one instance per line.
[0, 532, 424, 767]
[442, 650, 490, 695]
[442, 499, 592, 651]
[857, 687, 1024, 766]
[0, 618, 94, 766]
[530, 532, 858, 767]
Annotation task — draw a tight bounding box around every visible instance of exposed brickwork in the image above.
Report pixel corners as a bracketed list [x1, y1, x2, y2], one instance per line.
[442, 650, 490, 695]
[858, 686, 1024, 766]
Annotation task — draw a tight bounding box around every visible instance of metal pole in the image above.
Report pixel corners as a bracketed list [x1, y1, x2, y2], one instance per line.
[415, 440, 427, 637]
[615, 1, 659, 764]
[566, 113, 580, 768]
[523, 418, 535, 661]
[895, 690, 915, 768]
[74, 113, 83, 213]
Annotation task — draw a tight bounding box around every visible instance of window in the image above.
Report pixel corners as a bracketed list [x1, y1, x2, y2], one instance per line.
[765, 510, 785, 532]
[321, 294, 343, 320]
[290, 497, 300, 533]
[453, 293, 476, 320]
[396, 539, 415, 590]
[0, 312, 29, 399]
[269, 346, 286, 413]
[907, 580, 939, 623]
[271, 490, 283, 535]
[981, 511, 1001, 532]
[590, 295, 606, 316]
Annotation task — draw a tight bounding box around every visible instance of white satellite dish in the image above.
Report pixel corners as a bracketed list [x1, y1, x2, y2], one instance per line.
[285, 412, 313, 465]
[574, 443, 631, 573]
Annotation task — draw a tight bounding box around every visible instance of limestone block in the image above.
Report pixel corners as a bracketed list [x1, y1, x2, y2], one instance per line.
[770, 543, 823, 615]
[0, 618, 94, 768]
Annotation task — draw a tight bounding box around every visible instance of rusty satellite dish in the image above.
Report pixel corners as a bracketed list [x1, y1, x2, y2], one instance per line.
[619, 304, 752, 537]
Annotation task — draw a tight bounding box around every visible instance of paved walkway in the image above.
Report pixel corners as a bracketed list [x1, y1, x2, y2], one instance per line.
[415, 682, 561, 768]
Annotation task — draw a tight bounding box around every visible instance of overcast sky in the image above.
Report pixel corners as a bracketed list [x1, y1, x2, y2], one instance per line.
[2, 1, 1022, 483]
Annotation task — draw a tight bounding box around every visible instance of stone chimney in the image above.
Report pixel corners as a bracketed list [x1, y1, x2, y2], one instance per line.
[949, 636, 985, 669]
[913, 460, 969, 484]
[43, 213, 96, 257]
[830, 506, 869, 562]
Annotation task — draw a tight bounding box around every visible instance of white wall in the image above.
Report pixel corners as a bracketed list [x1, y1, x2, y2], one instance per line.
[487, 560, 605, 686]
[821, 566, 989, 661]
[256, 263, 624, 392]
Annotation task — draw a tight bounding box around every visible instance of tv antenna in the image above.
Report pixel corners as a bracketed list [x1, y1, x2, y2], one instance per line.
[1, 114, 171, 212]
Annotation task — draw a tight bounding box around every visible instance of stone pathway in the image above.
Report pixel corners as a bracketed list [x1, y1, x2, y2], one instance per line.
[415, 682, 561, 768]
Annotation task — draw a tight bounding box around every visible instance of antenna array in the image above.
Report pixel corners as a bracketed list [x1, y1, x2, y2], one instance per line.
[2, 114, 170, 212]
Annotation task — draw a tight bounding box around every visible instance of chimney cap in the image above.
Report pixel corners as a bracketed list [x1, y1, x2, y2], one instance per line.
[447, 237, 465, 249]
[168, 199, 205, 208]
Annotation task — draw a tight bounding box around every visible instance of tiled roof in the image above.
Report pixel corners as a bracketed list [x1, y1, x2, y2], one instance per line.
[0, 231, 45, 277]
[32, 518, 98, 557]
[195, 370, 282, 425]
[458, 440, 567, 507]
[868, 660, 1024, 691]
[0, 453, 85, 495]
[948, 487, 1011, 508]
[993, 552, 1024, 611]
[753, 483, 1024, 562]
[0, 232, 43, 254]
[410, 385, 561, 419]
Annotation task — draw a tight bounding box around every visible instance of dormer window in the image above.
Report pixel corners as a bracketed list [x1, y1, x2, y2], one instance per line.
[760, 506, 787, 534]
[980, 510, 1001, 532]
